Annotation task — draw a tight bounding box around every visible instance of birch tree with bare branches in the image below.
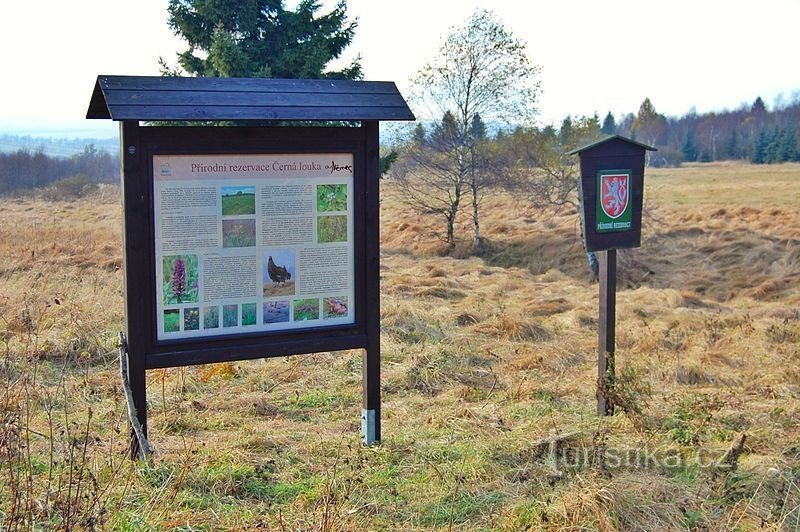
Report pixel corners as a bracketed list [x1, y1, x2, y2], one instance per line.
[395, 9, 541, 253]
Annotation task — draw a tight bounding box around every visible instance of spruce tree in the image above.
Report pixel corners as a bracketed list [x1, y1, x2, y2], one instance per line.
[779, 127, 797, 162]
[469, 114, 488, 140]
[765, 129, 781, 163]
[430, 111, 461, 151]
[601, 112, 616, 135]
[411, 123, 427, 145]
[724, 129, 738, 159]
[752, 130, 768, 164]
[166, 0, 362, 79]
[559, 116, 573, 146]
[682, 129, 698, 162]
[751, 96, 767, 115]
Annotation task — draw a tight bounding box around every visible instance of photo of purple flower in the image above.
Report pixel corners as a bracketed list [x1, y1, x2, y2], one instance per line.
[172, 258, 187, 302]
[162, 255, 199, 305]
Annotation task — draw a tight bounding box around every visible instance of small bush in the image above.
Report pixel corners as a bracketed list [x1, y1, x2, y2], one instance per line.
[665, 394, 724, 445]
[42, 174, 97, 200]
[607, 364, 652, 424]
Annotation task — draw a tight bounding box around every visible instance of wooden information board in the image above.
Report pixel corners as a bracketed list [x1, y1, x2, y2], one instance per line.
[87, 75, 414, 455]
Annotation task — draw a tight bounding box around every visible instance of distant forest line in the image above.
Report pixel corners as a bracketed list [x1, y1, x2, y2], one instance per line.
[1, 94, 798, 195]
[0, 134, 117, 158]
[605, 95, 800, 167]
[0, 145, 118, 195]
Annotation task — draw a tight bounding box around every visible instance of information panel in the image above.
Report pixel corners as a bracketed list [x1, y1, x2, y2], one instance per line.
[153, 153, 355, 340]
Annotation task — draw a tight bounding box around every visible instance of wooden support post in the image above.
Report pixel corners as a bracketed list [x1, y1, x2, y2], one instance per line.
[597, 249, 616, 416]
[120, 121, 149, 458]
[362, 120, 381, 444]
[118, 333, 151, 460]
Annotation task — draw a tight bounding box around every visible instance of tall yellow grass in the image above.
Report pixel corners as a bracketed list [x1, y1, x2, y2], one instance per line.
[0, 163, 798, 529]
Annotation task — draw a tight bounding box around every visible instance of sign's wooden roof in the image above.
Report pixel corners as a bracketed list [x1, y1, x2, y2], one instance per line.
[86, 75, 415, 122]
[568, 135, 657, 155]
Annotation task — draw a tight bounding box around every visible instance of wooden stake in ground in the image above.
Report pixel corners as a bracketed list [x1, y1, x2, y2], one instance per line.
[597, 250, 616, 416]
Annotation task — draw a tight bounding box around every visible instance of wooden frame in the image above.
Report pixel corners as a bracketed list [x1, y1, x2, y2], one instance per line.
[120, 121, 383, 451]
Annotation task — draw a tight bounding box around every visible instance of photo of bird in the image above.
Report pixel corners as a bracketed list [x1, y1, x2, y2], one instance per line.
[263, 251, 296, 298]
[267, 255, 291, 284]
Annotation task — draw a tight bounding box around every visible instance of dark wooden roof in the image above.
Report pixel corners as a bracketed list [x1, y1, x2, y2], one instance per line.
[568, 135, 657, 155]
[86, 75, 415, 122]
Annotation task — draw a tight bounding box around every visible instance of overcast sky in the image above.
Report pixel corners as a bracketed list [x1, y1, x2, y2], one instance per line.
[1, 0, 797, 137]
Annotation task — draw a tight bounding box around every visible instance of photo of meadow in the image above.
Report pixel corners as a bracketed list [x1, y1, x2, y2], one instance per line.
[317, 214, 347, 243]
[221, 185, 256, 216]
[222, 219, 256, 248]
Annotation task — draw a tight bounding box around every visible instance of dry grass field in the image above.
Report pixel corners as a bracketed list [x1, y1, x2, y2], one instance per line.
[1, 163, 799, 530]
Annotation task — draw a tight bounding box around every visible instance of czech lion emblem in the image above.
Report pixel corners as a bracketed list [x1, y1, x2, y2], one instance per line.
[600, 174, 629, 219]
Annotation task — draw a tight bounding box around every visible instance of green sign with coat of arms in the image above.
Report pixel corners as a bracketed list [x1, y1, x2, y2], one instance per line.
[596, 169, 632, 232]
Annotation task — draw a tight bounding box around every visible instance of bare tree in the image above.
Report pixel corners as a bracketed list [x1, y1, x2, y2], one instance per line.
[502, 115, 603, 213]
[393, 113, 466, 248]
[632, 98, 667, 166]
[397, 9, 541, 253]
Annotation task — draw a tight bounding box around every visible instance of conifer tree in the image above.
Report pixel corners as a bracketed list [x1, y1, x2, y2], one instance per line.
[601, 112, 616, 135]
[779, 127, 797, 162]
[559, 116, 573, 146]
[469, 114, 488, 141]
[752, 130, 768, 164]
[633, 98, 667, 146]
[411, 123, 427, 145]
[165, 0, 362, 79]
[724, 129, 739, 159]
[765, 129, 782, 163]
[682, 129, 698, 162]
[751, 96, 767, 115]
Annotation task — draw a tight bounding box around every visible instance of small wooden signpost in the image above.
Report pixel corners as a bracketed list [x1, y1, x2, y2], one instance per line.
[570, 136, 656, 415]
[87, 75, 413, 457]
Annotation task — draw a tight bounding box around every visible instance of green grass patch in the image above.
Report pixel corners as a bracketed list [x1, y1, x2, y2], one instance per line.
[665, 394, 724, 445]
[294, 389, 339, 409]
[509, 500, 546, 528]
[178, 459, 319, 504]
[416, 490, 505, 526]
[163, 308, 180, 331]
[221, 190, 256, 216]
